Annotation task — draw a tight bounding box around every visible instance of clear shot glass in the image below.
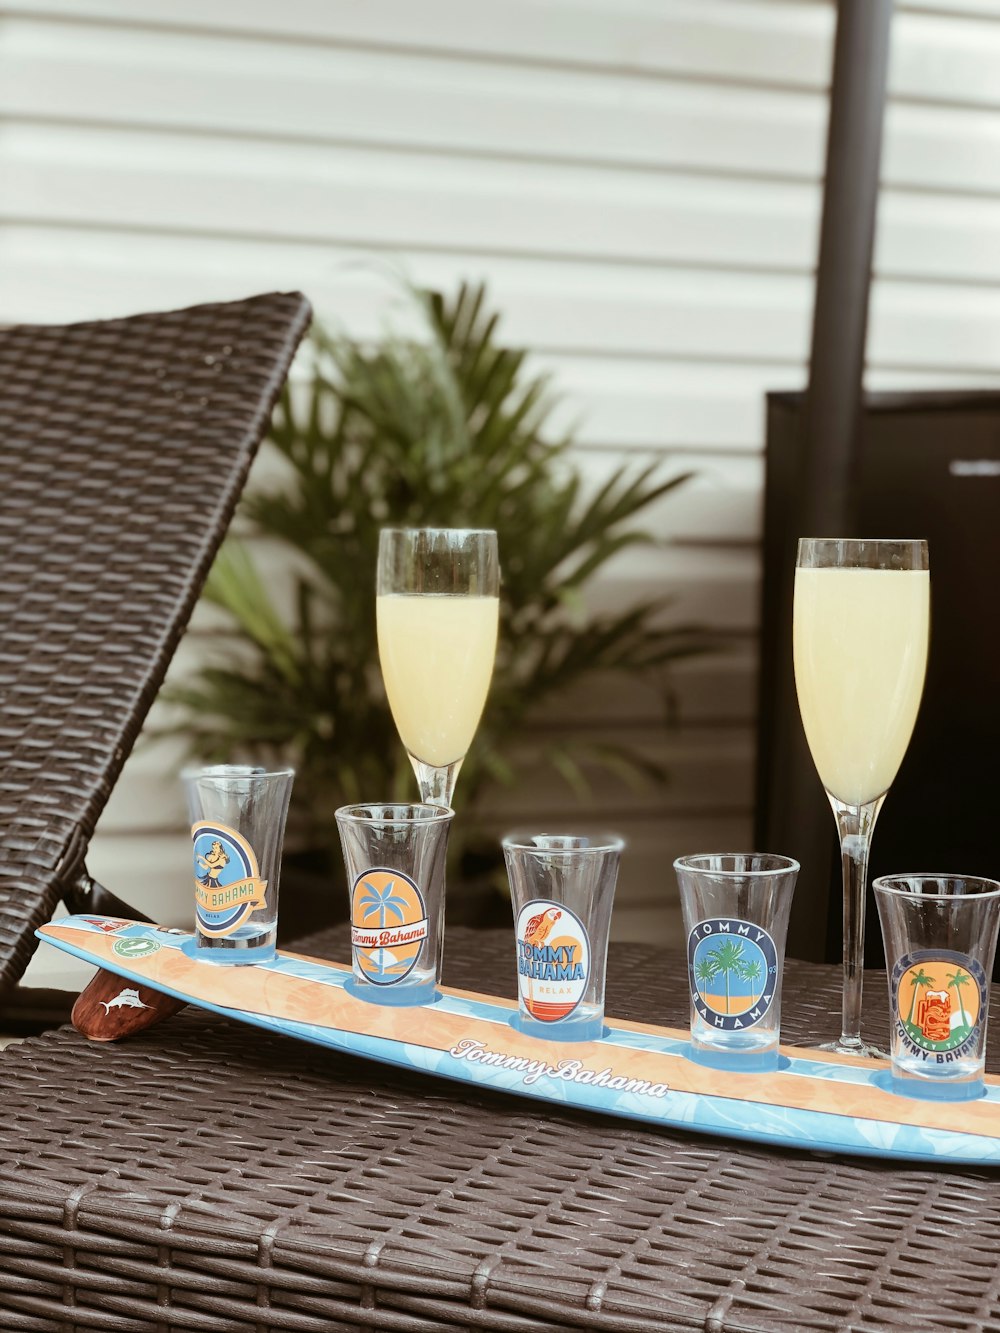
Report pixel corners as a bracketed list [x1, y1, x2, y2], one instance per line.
[336, 803, 453, 1006]
[502, 832, 624, 1042]
[874, 874, 1000, 1101]
[674, 852, 799, 1071]
[182, 764, 294, 964]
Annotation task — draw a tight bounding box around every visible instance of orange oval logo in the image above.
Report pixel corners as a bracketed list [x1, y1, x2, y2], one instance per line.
[192, 820, 267, 938]
[891, 952, 985, 1055]
[350, 868, 428, 986]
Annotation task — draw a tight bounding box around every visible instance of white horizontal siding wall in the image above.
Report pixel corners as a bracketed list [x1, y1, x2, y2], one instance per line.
[2, 0, 998, 952]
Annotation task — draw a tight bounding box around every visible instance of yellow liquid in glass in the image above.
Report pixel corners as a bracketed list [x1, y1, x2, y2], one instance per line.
[793, 566, 929, 806]
[377, 593, 499, 767]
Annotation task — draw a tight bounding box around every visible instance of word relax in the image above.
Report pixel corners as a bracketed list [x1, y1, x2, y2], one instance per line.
[517, 941, 584, 981]
[449, 1038, 669, 1098]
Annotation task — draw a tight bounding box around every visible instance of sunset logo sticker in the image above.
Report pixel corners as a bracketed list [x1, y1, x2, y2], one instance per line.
[351, 868, 428, 986]
[687, 918, 778, 1032]
[192, 821, 267, 938]
[516, 899, 589, 1023]
[891, 950, 986, 1060]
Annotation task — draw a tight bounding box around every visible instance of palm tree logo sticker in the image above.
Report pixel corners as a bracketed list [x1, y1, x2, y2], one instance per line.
[688, 919, 777, 1028]
[358, 879, 409, 979]
[350, 867, 428, 986]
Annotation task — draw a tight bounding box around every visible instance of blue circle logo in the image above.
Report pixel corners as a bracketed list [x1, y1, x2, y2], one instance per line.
[687, 918, 778, 1032]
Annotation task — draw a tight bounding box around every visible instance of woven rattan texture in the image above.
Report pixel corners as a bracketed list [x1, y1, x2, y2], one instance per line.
[0, 928, 996, 1332]
[0, 293, 311, 990]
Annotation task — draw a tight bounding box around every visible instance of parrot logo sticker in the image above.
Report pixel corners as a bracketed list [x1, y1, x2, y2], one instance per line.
[516, 899, 589, 1022]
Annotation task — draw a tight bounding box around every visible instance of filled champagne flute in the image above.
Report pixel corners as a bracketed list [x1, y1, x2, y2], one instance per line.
[793, 538, 929, 1057]
[377, 528, 499, 808]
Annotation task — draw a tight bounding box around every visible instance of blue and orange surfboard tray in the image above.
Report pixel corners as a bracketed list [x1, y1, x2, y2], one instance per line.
[37, 916, 1000, 1167]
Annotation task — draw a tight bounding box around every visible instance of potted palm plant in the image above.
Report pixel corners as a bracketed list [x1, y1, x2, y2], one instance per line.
[167, 281, 706, 933]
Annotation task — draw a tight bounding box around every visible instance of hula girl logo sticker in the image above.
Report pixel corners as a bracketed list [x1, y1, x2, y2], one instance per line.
[891, 950, 986, 1062]
[516, 899, 589, 1022]
[687, 918, 778, 1031]
[351, 868, 428, 985]
[192, 821, 267, 938]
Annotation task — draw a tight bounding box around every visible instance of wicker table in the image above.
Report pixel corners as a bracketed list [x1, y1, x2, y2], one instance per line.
[0, 926, 996, 1332]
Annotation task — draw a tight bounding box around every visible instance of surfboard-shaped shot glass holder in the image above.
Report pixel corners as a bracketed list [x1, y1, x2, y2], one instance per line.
[36, 916, 1000, 1167]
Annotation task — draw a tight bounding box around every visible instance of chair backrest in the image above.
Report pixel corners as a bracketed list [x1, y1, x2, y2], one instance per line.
[0, 291, 311, 992]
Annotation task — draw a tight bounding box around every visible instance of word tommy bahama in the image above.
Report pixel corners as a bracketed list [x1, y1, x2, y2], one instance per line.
[449, 1038, 669, 1099]
[517, 941, 584, 981]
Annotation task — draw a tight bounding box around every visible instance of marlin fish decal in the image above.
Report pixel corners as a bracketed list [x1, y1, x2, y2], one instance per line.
[100, 987, 150, 1015]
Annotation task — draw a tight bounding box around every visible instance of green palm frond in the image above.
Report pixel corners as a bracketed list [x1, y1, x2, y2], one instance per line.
[162, 278, 718, 882]
[708, 941, 745, 973]
[694, 958, 718, 986]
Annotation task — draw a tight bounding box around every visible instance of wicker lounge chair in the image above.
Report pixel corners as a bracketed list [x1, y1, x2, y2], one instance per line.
[0, 294, 998, 1329]
[0, 290, 310, 996]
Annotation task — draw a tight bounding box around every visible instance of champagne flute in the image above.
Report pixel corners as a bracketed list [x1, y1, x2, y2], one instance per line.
[793, 538, 929, 1058]
[377, 528, 499, 807]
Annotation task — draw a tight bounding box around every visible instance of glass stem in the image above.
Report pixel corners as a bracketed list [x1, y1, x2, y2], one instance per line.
[411, 756, 463, 809]
[829, 793, 885, 1050]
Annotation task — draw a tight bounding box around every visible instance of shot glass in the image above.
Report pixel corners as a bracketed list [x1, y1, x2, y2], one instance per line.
[674, 853, 799, 1071]
[502, 832, 624, 1042]
[182, 764, 294, 964]
[336, 803, 453, 1006]
[874, 874, 1000, 1101]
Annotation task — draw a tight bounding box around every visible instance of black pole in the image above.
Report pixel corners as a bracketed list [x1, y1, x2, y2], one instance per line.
[761, 0, 894, 961]
[799, 0, 894, 536]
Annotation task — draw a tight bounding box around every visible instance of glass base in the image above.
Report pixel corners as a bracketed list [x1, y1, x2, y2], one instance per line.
[686, 1043, 785, 1075]
[511, 1013, 606, 1043]
[818, 1035, 888, 1060]
[182, 937, 276, 966]
[344, 976, 440, 1007]
[873, 1069, 985, 1103]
